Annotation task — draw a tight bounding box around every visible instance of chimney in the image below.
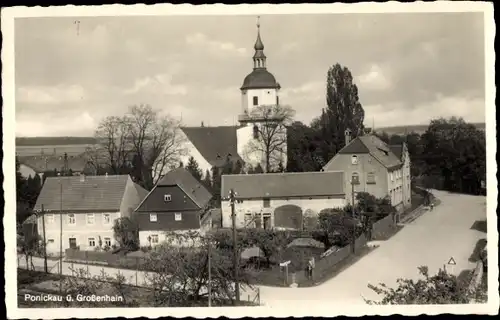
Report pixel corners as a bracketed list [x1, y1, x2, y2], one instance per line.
[80, 173, 85, 182]
[345, 128, 352, 145]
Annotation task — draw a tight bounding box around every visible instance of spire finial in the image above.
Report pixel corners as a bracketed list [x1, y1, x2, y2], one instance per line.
[257, 15, 260, 29]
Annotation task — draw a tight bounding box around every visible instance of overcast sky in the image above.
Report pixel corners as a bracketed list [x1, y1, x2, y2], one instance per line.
[15, 12, 485, 137]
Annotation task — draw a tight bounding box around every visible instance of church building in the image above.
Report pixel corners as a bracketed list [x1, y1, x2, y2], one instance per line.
[178, 19, 288, 176]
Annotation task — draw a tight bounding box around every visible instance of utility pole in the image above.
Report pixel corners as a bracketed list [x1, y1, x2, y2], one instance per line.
[230, 188, 240, 303]
[351, 179, 356, 254]
[208, 238, 212, 307]
[41, 204, 48, 273]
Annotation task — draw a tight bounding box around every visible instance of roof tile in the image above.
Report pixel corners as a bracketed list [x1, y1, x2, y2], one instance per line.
[221, 171, 345, 199]
[181, 126, 243, 166]
[34, 175, 131, 212]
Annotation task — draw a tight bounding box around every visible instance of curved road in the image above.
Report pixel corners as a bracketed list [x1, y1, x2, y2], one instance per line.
[256, 190, 487, 307]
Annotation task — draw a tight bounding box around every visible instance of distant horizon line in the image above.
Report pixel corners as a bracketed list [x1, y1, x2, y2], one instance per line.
[15, 122, 486, 140]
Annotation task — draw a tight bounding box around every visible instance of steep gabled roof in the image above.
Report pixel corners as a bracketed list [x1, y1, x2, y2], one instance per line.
[180, 126, 244, 167]
[325, 134, 402, 170]
[34, 175, 132, 212]
[389, 144, 403, 160]
[141, 167, 213, 209]
[221, 171, 345, 199]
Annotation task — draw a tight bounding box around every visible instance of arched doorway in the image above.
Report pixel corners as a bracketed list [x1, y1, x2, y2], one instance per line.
[274, 204, 303, 229]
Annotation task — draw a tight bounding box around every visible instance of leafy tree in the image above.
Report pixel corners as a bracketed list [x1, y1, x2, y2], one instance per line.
[253, 163, 264, 174]
[242, 104, 295, 172]
[420, 117, 485, 194]
[365, 266, 487, 304]
[143, 231, 254, 306]
[245, 229, 290, 268]
[318, 207, 360, 248]
[17, 234, 45, 271]
[112, 217, 139, 251]
[210, 166, 222, 208]
[319, 64, 365, 158]
[202, 169, 212, 190]
[233, 159, 244, 174]
[185, 156, 203, 182]
[374, 131, 390, 144]
[286, 121, 324, 172]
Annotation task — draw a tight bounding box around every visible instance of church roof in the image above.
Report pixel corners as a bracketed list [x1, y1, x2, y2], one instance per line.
[241, 69, 280, 90]
[180, 126, 244, 167]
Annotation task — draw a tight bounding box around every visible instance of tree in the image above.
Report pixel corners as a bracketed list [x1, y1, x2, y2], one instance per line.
[245, 229, 290, 268]
[420, 117, 486, 194]
[94, 104, 188, 190]
[210, 166, 222, 207]
[318, 207, 360, 247]
[18, 234, 45, 271]
[253, 163, 264, 174]
[112, 217, 139, 251]
[202, 169, 212, 190]
[143, 231, 253, 306]
[233, 159, 244, 174]
[314, 64, 366, 163]
[185, 156, 203, 182]
[365, 266, 487, 304]
[91, 116, 133, 175]
[57, 266, 138, 306]
[242, 104, 295, 173]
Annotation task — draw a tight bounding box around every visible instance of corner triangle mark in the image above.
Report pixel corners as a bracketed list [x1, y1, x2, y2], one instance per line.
[447, 257, 456, 265]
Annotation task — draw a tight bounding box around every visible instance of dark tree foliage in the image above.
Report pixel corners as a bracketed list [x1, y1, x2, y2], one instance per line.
[185, 156, 203, 182]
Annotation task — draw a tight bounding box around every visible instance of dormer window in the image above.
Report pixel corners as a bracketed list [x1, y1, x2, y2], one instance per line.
[351, 155, 358, 165]
[164, 194, 172, 202]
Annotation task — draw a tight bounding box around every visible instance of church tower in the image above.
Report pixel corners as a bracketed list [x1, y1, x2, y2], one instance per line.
[237, 17, 287, 172]
[238, 16, 281, 123]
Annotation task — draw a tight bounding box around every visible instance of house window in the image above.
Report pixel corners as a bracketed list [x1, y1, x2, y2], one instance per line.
[88, 238, 96, 247]
[367, 172, 376, 184]
[175, 213, 182, 221]
[390, 172, 394, 181]
[47, 239, 54, 244]
[86, 213, 95, 225]
[103, 213, 111, 225]
[150, 234, 159, 244]
[244, 213, 253, 227]
[351, 173, 360, 185]
[276, 96, 279, 105]
[45, 214, 55, 224]
[253, 96, 258, 106]
[104, 237, 112, 247]
[263, 198, 271, 208]
[164, 194, 172, 202]
[351, 155, 358, 165]
[150, 213, 158, 222]
[67, 214, 76, 225]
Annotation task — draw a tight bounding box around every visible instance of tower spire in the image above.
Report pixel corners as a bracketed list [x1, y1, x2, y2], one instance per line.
[253, 16, 266, 69]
